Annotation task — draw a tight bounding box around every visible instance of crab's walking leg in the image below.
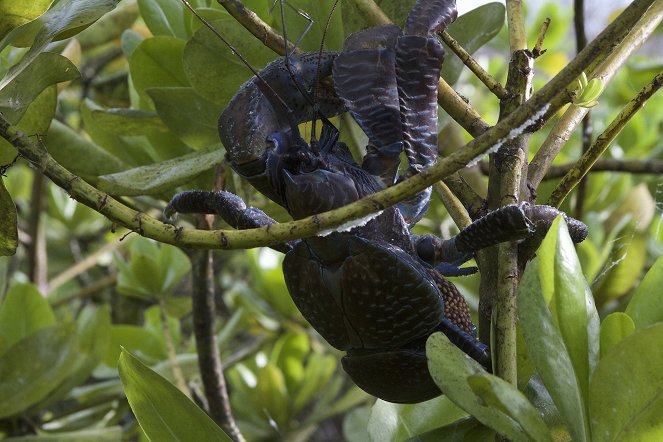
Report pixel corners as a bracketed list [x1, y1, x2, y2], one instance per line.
[165, 190, 295, 253]
[415, 202, 588, 267]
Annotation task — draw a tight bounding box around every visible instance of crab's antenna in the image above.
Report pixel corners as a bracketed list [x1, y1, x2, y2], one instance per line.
[180, 0, 295, 118]
[275, 0, 340, 152]
[311, 0, 340, 146]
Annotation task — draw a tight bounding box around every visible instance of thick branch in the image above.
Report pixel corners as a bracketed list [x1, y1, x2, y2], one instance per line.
[1, 0, 653, 251]
[548, 68, 663, 207]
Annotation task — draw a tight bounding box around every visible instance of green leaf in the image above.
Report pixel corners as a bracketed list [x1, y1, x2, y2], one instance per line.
[3, 427, 123, 441]
[406, 417, 495, 442]
[119, 349, 232, 442]
[518, 258, 589, 442]
[147, 87, 221, 149]
[130, 36, 189, 107]
[0, 283, 55, 355]
[625, 255, 663, 329]
[441, 3, 506, 85]
[97, 147, 223, 195]
[589, 323, 663, 441]
[254, 362, 289, 427]
[90, 108, 169, 136]
[46, 119, 127, 177]
[0, 0, 119, 88]
[182, 16, 274, 106]
[0, 179, 18, 256]
[426, 333, 530, 441]
[0, 324, 79, 418]
[0, 52, 78, 123]
[0, 0, 54, 41]
[599, 312, 635, 358]
[467, 374, 552, 442]
[138, 0, 188, 39]
[368, 396, 468, 442]
[104, 325, 166, 367]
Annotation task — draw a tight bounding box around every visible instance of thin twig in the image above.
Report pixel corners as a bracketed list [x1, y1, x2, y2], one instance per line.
[433, 182, 472, 229]
[532, 18, 551, 58]
[27, 171, 47, 294]
[547, 68, 663, 207]
[573, 0, 591, 219]
[440, 31, 509, 99]
[544, 158, 663, 178]
[527, 1, 663, 190]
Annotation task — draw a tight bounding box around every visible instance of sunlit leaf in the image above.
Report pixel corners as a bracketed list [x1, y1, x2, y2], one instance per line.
[118, 349, 232, 441]
[426, 333, 531, 441]
[589, 323, 663, 441]
[518, 258, 589, 442]
[625, 255, 663, 329]
[599, 312, 635, 358]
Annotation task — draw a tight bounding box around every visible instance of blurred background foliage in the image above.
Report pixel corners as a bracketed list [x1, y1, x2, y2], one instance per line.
[0, 0, 661, 440]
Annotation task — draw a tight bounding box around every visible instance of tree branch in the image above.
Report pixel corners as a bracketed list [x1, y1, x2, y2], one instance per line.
[527, 0, 663, 190]
[547, 68, 663, 207]
[544, 159, 663, 178]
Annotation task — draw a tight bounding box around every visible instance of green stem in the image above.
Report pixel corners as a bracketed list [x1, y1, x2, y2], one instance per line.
[528, 0, 663, 190]
[548, 68, 663, 207]
[506, 0, 527, 52]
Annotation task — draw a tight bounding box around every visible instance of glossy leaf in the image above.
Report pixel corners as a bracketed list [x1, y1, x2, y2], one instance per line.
[441, 3, 506, 85]
[0, 52, 78, 123]
[0, 0, 54, 41]
[147, 87, 220, 148]
[589, 323, 663, 441]
[97, 147, 223, 195]
[182, 16, 274, 106]
[466, 374, 552, 442]
[599, 312, 635, 358]
[118, 349, 232, 441]
[426, 332, 530, 441]
[0, 283, 54, 354]
[538, 217, 595, 402]
[0, 180, 17, 256]
[518, 258, 589, 442]
[130, 36, 189, 107]
[625, 255, 663, 329]
[407, 417, 495, 442]
[0, 0, 119, 87]
[138, 0, 188, 39]
[90, 108, 169, 136]
[368, 396, 467, 442]
[46, 119, 127, 177]
[0, 324, 79, 418]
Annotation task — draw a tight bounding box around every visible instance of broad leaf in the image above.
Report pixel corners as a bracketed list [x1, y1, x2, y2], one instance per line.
[368, 396, 467, 442]
[426, 333, 531, 441]
[589, 323, 663, 441]
[118, 349, 232, 442]
[599, 312, 635, 358]
[138, 0, 188, 39]
[90, 108, 169, 136]
[0, 324, 79, 418]
[0, 52, 78, 123]
[0, 283, 54, 355]
[97, 147, 223, 195]
[518, 258, 589, 442]
[0, 0, 54, 42]
[441, 3, 506, 85]
[147, 87, 220, 148]
[625, 255, 663, 329]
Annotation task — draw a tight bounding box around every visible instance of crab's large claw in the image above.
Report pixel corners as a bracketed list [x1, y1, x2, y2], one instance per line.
[219, 52, 346, 206]
[332, 0, 458, 225]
